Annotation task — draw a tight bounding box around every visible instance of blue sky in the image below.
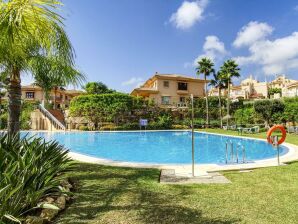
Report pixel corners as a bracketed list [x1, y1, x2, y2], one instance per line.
[23, 0, 298, 92]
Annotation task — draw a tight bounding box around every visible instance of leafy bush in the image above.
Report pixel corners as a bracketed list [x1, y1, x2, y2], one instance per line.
[254, 99, 285, 126]
[172, 124, 189, 129]
[0, 134, 72, 223]
[234, 107, 255, 125]
[283, 97, 298, 125]
[70, 93, 145, 128]
[100, 124, 117, 131]
[209, 119, 221, 127]
[69, 94, 298, 130]
[120, 123, 139, 130]
[0, 101, 38, 130]
[147, 114, 173, 130]
[0, 113, 7, 129]
[79, 125, 89, 131]
[83, 82, 115, 94]
[268, 88, 282, 96]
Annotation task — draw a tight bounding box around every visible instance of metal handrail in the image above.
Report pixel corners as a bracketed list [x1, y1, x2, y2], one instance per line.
[226, 141, 246, 164]
[38, 104, 66, 130]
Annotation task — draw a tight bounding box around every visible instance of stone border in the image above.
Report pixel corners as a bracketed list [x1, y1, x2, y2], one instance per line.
[160, 169, 231, 184]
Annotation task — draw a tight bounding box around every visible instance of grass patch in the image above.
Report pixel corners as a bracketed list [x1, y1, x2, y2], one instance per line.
[55, 129, 298, 223]
[55, 162, 298, 224]
[198, 128, 298, 146]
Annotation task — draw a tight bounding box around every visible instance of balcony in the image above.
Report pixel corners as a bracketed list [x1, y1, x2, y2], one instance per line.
[177, 90, 189, 95]
[50, 96, 63, 102]
[159, 101, 189, 109]
[131, 87, 159, 97]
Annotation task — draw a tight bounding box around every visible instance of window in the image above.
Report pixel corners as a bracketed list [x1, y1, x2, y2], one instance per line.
[180, 97, 186, 102]
[153, 81, 157, 88]
[25, 92, 35, 99]
[178, 82, 188, 91]
[163, 81, 169, 88]
[161, 96, 171, 105]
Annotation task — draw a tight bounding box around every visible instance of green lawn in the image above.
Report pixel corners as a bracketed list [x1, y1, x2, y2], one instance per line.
[56, 129, 298, 224]
[197, 128, 298, 146]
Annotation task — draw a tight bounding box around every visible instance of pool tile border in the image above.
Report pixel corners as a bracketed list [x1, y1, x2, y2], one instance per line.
[62, 130, 298, 173]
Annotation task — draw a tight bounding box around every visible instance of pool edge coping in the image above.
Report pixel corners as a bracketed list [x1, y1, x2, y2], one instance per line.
[62, 130, 298, 172]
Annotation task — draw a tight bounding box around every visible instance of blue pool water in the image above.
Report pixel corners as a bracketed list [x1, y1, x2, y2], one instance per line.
[22, 131, 286, 164]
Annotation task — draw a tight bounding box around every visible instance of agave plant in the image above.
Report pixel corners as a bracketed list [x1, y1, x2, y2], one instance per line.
[0, 134, 73, 223]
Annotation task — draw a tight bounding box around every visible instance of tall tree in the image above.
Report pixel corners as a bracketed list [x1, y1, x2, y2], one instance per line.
[30, 55, 85, 108]
[218, 60, 241, 127]
[0, 0, 75, 135]
[210, 72, 225, 128]
[196, 57, 215, 128]
[83, 82, 114, 95]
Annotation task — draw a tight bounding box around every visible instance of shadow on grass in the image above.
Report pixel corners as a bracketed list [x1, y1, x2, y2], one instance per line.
[55, 163, 239, 224]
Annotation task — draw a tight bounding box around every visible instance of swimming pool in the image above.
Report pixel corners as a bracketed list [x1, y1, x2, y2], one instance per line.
[23, 131, 286, 165]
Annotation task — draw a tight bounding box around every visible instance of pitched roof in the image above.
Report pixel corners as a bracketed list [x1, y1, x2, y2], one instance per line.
[155, 74, 207, 82]
[286, 81, 298, 88]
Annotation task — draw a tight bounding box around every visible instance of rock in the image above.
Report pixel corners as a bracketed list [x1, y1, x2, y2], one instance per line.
[56, 195, 66, 210]
[64, 194, 71, 201]
[60, 179, 73, 190]
[44, 197, 55, 203]
[40, 208, 59, 221]
[25, 216, 45, 224]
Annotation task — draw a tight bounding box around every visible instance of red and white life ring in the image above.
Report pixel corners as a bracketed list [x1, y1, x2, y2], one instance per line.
[267, 125, 286, 145]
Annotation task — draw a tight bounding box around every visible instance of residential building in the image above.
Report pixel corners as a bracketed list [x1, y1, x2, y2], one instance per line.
[20, 85, 84, 108]
[131, 73, 208, 108]
[269, 75, 296, 89]
[209, 76, 268, 100]
[230, 85, 246, 99]
[283, 81, 298, 97]
[240, 76, 268, 99]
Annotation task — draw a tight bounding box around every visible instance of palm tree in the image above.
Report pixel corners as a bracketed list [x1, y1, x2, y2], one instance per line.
[0, 0, 75, 135]
[209, 72, 225, 128]
[196, 57, 215, 128]
[30, 56, 85, 108]
[218, 60, 241, 127]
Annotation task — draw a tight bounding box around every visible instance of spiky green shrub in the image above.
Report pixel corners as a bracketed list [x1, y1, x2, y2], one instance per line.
[0, 134, 72, 223]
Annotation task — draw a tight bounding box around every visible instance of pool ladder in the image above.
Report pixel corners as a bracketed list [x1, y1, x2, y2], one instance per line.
[225, 140, 246, 164]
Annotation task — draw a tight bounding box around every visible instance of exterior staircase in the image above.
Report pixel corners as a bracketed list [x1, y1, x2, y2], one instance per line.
[31, 104, 66, 131]
[48, 109, 65, 126]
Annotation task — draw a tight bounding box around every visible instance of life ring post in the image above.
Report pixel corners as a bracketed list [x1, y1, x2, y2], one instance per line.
[267, 125, 286, 166]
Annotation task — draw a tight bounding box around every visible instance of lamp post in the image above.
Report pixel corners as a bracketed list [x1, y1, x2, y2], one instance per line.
[191, 94, 195, 177]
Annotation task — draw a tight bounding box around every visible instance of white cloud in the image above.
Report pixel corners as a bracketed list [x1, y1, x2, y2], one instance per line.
[294, 5, 298, 11]
[203, 35, 226, 55]
[170, 0, 209, 30]
[21, 74, 34, 85]
[193, 35, 227, 65]
[233, 21, 273, 48]
[121, 77, 144, 87]
[233, 21, 298, 75]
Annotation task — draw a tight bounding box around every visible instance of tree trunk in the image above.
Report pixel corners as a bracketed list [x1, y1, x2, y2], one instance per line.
[8, 68, 22, 135]
[0, 94, 2, 129]
[54, 88, 57, 109]
[42, 92, 46, 107]
[218, 88, 223, 128]
[44, 90, 50, 108]
[205, 75, 209, 128]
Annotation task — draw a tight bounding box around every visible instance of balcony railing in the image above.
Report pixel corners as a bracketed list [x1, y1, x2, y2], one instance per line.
[159, 101, 189, 108]
[50, 96, 63, 101]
